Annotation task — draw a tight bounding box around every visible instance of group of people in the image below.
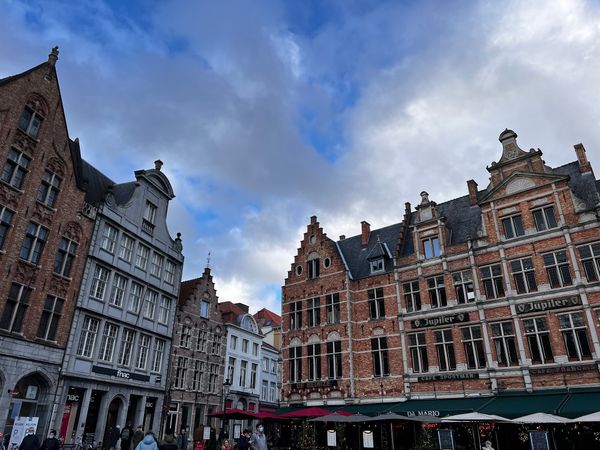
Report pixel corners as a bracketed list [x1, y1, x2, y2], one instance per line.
[218, 423, 267, 450]
[14, 428, 60, 450]
[109, 425, 189, 450]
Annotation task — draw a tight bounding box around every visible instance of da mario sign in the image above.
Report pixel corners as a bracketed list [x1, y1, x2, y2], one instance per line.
[515, 296, 581, 314]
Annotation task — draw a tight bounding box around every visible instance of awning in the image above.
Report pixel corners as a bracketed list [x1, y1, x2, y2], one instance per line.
[207, 408, 258, 419]
[339, 403, 397, 416]
[479, 391, 567, 419]
[558, 391, 600, 418]
[282, 407, 352, 418]
[389, 397, 492, 418]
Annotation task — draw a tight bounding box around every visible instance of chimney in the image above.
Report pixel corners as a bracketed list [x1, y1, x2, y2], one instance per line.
[467, 179, 478, 206]
[361, 221, 371, 247]
[339, 235, 346, 240]
[310, 215, 317, 225]
[48, 46, 59, 67]
[574, 143, 592, 173]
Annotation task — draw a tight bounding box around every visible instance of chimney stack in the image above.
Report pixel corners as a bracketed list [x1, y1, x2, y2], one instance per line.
[310, 215, 317, 225]
[361, 221, 371, 247]
[467, 179, 478, 206]
[574, 143, 592, 174]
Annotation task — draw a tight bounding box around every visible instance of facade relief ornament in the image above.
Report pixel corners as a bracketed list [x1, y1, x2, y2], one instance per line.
[63, 221, 83, 242]
[12, 129, 38, 155]
[46, 156, 67, 178]
[14, 260, 38, 284]
[32, 202, 55, 226]
[505, 177, 535, 195]
[0, 184, 20, 209]
[50, 274, 70, 297]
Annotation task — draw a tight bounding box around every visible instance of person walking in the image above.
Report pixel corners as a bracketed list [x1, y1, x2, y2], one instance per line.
[120, 424, 133, 450]
[175, 429, 187, 450]
[109, 426, 121, 450]
[19, 428, 40, 450]
[40, 431, 59, 450]
[134, 433, 157, 450]
[236, 430, 251, 450]
[158, 430, 177, 450]
[132, 426, 144, 450]
[249, 424, 267, 450]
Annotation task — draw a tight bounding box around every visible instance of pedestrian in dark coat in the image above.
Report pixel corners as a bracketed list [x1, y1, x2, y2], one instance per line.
[40, 430, 59, 450]
[121, 424, 133, 450]
[19, 428, 40, 450]
[109, 425, 121, 450]
[132, 426, 144, 450]
[158, 430, 178, 450]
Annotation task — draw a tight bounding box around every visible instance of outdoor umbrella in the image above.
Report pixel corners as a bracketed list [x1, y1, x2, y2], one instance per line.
[255, 411, 288, 420]
[309, 413, 371, 423]
[207, 408, 259, 420]
[570, 411, 600, 422]
[442, 412, 511, 422]
[513, 413, 569, 424]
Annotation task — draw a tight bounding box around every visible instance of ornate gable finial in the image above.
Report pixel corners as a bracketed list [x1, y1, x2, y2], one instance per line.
[498, 129, 525, 161]
[48, 46, 59, 67]
[206, 251, 211, 269]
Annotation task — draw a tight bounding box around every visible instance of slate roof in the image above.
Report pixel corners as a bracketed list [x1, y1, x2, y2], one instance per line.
[336, 222, 403, 280]
[81, 159, 114, 205]
[553, 161, 600, 209]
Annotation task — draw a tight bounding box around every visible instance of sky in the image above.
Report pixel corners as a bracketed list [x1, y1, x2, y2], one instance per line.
[1, 0, 600, 315]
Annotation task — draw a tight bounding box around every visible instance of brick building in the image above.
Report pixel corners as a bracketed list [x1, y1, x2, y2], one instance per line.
[282, 129, 600, 416]
[166, 266, 225, 437]
[0, 49, 95, 437]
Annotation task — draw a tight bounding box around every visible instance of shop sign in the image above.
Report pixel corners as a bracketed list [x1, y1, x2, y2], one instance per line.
[412, 313, 470, 329]
[66, 394, 80, 402]
[529, 363, 596, 375]
[145, 402, 154, 409]
[516, 296, 581, 314]
[407, 410, 441, 417]
[417, 372, 480, 382]
[291, 380, 338, 391]
[91, 366, 150, 382]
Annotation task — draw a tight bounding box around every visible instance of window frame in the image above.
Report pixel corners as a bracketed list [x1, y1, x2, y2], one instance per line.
[409, 332, 429, 373]
[327, 340, 342, 379]
[100, 224, 118, 254]
[491, 321, 519, 366]
[53, 237, 78, 278]
[578, 243, 600, 282]
[511, 257, 537, 294]
[453, 270, 475, 304]
[481, 264, 505, 299]
[532, 205, 558, 232]
[427, 275, 447, 308]
[19, 222, 48, 264]
[434, 329, 456, 371]
[461, 325, 486, 369]
[0, 205, 14, 250]
[307, 343, 322, 381]
[1, 148, 31, 189]
[371, 337, 390, 377]
[501, 214, 525, 239]
[523, 317, 553, 364]
[307, 297, 321, 327]
[368, 287, 386, 320]
[543, 250, 573, 289]
[422, 236, 440, 259]
[18, 106, 44, 138]
[36, 169, 61, 208]
[559, 313, 592, 361]
[36, 295, 64, 341]
[325, 293, 340, 324]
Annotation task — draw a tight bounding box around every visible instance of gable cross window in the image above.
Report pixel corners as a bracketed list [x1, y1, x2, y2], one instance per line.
[18, 106, 43, 138]
[1, 148, 30, 189]
[37, 169, 61, 208]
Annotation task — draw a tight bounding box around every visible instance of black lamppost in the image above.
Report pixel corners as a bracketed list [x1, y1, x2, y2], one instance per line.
[220, 379, 232, 441]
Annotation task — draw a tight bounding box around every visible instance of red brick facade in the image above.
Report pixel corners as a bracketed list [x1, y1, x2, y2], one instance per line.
[282, 129, 600, 406]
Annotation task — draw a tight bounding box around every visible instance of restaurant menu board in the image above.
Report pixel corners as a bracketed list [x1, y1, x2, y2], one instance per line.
[437, 429, 455, 450]
[529, 431, 550, 450]
[362, 430, 374, 448]
[327, 430, 336, 447]
[203, 426, 211, 441]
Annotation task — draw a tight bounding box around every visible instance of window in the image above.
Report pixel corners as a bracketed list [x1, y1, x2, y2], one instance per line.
[491, 322, 518, 366]
[250, 363, 258, 389]
[269, 382, 276, 402]
[307, 297, 321, 327]
[263, 357, 269, 371]
[208, 364, 219, 394]
[427, 275, 447, 308]
[481, 264, 505, 299]
[18, 106, 43, 138]
[119, 234, 135, 262]
[253, 342, 259, 356]
[290, 301, 302, 330]
[101, 224, 118, 254]
[559, 313, 592, 361]
[271, 359, 277, 373]
[307, 343, 322, 381]
[174, 357, 188, 389]
[0, 283, 31, 333]
[227, 357, 236, 382]
[409, 332, 428, 373]
[118, 328, 136, 366]
[136, 334, 151, 369]
[239, 360, 247, 387]
[152, 339, 165, 372]
[368, 288, 386, 319]
[1, 148, 30, 189]
[434, 329, 456, 371]
[19, 222, 48, 264]
[370, 258, 384, 273]
[109, 274, 128, 307]
[502, 214, 524, 239]
[90, 266, 110, 300]
[128, 282, 144, 313]
[144, 289, 158, 319]
[98, 323, 119, 362]
[327, 341, 342, 379]
[191, 360, 202, 391]
[453, 270, 475, 303]
[533, 206, 558, 231]
[307, 256, 320, 279]
[180, 326, 192, 348]
[194, 300, 207, 321]
[158, 296, 171, 324]
[511, 258, 537, 294]
[165, 260, 176, 284]
[142, 204, 156, 234]
[36, 295, 64, 341]
[579, 243, 600, 282]
[371, 337, 389, 377]
[523, 318, 553, 364]
[212, 334, 222, 355]
[197, 330, 208, 352]
[289, 346, 302, 382]
[461, 326, 486, 369]
[242, 339, 249, 353]
[230, 335, 238, 350]
[543, 251, 572, 288]
[325, 293, 340, 324]
[136, 244, 150, 270]
[77, 316, 100, 358]
[53, 238, 78, 277]
[403, 281, 421, 312]
[262, 380, 268, 400]
[36, 169, 61, 208]
[423, 236, 440, 258]
[0, 205, 14, 250]
[150, 253, 163, 277]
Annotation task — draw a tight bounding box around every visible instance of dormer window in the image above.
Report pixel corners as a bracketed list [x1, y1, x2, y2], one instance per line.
[370, 258, 384, 274]
[423, 236, 440, 258]
[19, 107, 43, 139]
[200, 300, 209, 318]
[142, 201, 157, 234]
